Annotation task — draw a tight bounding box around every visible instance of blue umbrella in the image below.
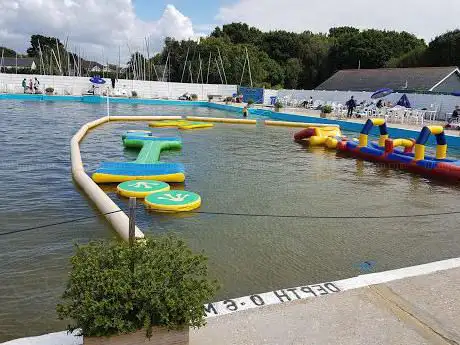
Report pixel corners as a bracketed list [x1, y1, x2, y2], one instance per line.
[90, 75, 106, 85]
[396, 94, 411, 108]
[371, 88, 393, 99]
[451, 91, 460, 97]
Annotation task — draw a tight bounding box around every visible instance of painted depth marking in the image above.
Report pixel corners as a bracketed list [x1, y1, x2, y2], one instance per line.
[205, 282, 340, 318]
[204, 257, 460, 318]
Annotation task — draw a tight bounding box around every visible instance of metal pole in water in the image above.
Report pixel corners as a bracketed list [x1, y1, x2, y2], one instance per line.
[106, 86, 110, 119]
[128, 197, 136, 247]
[245, 47, 253, 88]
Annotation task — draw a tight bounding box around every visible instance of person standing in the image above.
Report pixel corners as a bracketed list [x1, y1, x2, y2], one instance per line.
[111, 77, 116, 89]
[346, 96, 357, 118]
[22, 78, 27, 93]
[28, 79, 33, 93]
[243, 106, 248, 117]
[33, 77, 40, 93]
[447, 105, 459, 124]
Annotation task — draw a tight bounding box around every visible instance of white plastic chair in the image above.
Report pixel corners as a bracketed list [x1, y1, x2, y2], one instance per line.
[391, 108, 406, 124]
[407, 110, 424, 125]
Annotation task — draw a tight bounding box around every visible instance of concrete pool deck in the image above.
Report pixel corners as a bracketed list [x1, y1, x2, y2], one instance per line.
[4, 259, 460, 345]
[192, 266, 460, 345]
[228, 102, 460, 137]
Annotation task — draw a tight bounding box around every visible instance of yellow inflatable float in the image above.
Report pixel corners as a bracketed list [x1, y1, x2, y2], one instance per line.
[149, 120, 214, 130]
[117, 180, 170, 198]
[145, 190, 201, 212]
[294, 126, 345, 149]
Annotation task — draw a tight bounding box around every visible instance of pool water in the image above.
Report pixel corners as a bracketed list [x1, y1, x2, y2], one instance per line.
[1, 100, 460, 342]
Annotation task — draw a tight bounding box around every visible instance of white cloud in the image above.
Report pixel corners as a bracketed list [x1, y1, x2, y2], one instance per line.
[216, 0, 458, 42]
[0, 2, 197, 62]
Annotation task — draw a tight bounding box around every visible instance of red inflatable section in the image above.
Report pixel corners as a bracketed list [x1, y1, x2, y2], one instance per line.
[294, 128, 316, 142]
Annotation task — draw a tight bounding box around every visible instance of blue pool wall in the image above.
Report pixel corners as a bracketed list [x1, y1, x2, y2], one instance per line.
[1, 93, 459, 148]
[209, 103, 460, 148]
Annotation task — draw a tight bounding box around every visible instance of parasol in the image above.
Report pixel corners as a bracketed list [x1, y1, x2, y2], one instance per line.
[371, 88, 393, 99]
[89, 75, 106, 85]
[396, 94, 411, 108]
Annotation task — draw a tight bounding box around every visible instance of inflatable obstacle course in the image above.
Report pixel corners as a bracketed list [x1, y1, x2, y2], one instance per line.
[149, 120, 214, 130]
[117, 180, 170, 198]
[92, 131, 185, 183]
[145, 190, 201, 212]
[336, 119, 460, 181]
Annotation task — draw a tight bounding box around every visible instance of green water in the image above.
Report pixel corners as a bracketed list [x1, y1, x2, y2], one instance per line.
[0, 100, 460, 342]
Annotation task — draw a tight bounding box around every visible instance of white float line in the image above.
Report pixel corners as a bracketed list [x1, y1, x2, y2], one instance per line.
[70, 116, 144, 241]
[204, 257, 460, 318]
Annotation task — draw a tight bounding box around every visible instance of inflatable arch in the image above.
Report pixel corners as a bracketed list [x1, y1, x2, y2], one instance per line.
[384, 138, 415, 154]
[358, 119, 389, 148]
[414, 126, 447, 161]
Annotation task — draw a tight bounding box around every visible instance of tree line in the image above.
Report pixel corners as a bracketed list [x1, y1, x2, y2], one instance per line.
[1, 26, 459, 89]
[134, 25, 460, 89]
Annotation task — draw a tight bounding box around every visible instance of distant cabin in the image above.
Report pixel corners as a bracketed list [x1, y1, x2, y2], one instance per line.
[0, 57, 37, 71]
[316, 67, 460, 93]
[90, 64, 116, 73]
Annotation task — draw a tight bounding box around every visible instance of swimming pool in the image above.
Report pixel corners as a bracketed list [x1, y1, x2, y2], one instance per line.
[1, 100, 459, 342]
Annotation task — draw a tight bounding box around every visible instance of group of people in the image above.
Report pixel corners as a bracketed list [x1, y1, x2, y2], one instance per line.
[301, 97, 314, 108]
[376, 99, 393, 108]
[22, 77, 40, 94]
[301, 95, 362, 118]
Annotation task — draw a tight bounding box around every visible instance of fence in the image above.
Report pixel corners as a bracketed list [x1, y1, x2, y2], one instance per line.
[2, 73, 459, 118]
[268, 89, 460, 119]
[0, 73, 237, 100]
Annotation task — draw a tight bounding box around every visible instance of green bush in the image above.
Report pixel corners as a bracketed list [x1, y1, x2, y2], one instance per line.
[57, 235, 218, 338]
[45, 87, 54, 94]
[207, 95, 213, 102]
[225, 96, 233, 103]
[131, 90, 138, 98]
[247, 98, 255, 106]
[191, 94, 198, 100]
[274, 100, 283, 109]
[322, 104, 333, 113]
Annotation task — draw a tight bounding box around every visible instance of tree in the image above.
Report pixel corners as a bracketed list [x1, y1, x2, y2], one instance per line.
[385, 46, 427, 68]
[0, 47, 18, 57]
[425, 30, 460, 67]
[329, 27, 360, 38]
[26, 34, 69, 75]
[27, 34, 64, 57]
[327, 27, 426, 71]
[212, 23, 263, 46]
[127, 52, 148, 80]
[284, 58, 302, 89]
[386, 30, 460, 68]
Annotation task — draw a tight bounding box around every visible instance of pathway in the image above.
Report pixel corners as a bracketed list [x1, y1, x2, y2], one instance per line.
[191, 267, 460, 345]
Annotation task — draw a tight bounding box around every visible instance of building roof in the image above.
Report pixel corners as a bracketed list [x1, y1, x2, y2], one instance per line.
[316, 67, 460, 92]
[0, 57, 36, 68]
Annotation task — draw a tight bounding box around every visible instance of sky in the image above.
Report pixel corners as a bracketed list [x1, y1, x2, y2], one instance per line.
[0, 0, 458, 63]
